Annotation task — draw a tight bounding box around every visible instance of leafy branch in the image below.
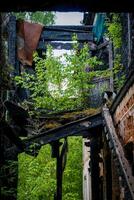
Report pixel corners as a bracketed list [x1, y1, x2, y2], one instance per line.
[105, 13, 125, 91]
[15, 35, 103, 113]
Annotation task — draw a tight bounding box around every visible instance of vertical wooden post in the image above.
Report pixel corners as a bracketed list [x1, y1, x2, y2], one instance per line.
[102, 134, 112, 200]
[56, 151, 62, 200]
[8, 15, 19, 76]
[90, 137, 100, 200]
[111, 154, 121, 200]
[53, 140, 62, 200]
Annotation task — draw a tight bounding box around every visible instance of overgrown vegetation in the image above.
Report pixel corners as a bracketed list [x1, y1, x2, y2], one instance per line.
[17, 144, 56, 200]
[62, 137, 83, 200]
[13, 11, 56, 25]
[106, 13, 122, 49]
[17, 137, 82, 200]
[15, 35, 103, 114]
[106, 13, 125, 91]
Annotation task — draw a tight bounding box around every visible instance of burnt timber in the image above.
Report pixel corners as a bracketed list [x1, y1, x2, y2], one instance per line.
[40, 28, 93, 41]
[0, 0, 133, 12]
[24, 112, 103, 148]
[1, 13, 134, 200]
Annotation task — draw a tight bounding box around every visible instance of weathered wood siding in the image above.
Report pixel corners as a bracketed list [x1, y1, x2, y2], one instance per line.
[89, 77, 110, 108]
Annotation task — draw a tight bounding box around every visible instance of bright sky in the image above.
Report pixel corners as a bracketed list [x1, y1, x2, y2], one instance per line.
[55, 12, 83, 25]
[54, 12, 83, 57]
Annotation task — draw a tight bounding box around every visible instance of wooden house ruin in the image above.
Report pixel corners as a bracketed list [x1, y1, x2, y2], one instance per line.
[0, 3, 134, 200]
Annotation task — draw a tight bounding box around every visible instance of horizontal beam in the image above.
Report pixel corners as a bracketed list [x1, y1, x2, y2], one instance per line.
[24, 113, 102, 147]
[37, 41, 97, 50]
[40, 30, 93, 41]
[43, 25, 93, 32]
[0, 0, 133, 12]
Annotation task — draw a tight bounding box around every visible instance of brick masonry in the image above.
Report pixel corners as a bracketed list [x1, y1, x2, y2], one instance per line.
[113, 84, 134, 145]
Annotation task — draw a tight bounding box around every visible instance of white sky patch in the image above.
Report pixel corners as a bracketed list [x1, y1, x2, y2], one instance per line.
[55, 12, 83, 25]
[53, 12, 83, 61]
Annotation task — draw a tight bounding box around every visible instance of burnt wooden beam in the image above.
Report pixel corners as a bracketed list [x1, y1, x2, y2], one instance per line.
[24, 113, 102, 148]
[90, 137, 100, 200]
[7, 15, 20, 76]
[54, 139, 67, 200]
[56, 138, 68, 200]
[103, 107, 134, 199]
[4, 100, 29, 125]
[97, 40, 109, 50]
[0, 121, 25, 152]
[37, 41, 82, 50]
[0, 0, 133, 12]
[43, 25, 93, 32]
[40, 30, 93, 41]
[7, 15, 16, 67]
[4, 100, 29, 136]
[37, 41, 97, 50]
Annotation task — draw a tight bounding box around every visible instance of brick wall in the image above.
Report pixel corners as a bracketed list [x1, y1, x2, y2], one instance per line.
[113, 83, 134, 145]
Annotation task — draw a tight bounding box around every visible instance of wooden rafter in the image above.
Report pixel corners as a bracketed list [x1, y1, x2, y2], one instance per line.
[24, 112, 103, 150]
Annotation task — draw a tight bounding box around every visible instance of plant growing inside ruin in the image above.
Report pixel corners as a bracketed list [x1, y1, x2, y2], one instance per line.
[15, 35, 102, 114]
[105, 13, 125, 91]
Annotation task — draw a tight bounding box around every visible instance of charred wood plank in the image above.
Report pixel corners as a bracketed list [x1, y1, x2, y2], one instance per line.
[90, 137, 100, 200]
[59, 138, 68, 171]
[97, 40, 109, 50]
[7, 15, 16, 67]
[43, 25, 93, 32]
[40, 30, 93, 41]
[103, 107, 134, 199]
[37, 41, 97, 50]
[0, 1, 134, 12]
[24, 113, 102, 147]
[4, 100, 29, 126]
[55, 138, 68, 200]
[0, 121, 25, 151]
[37, 41, 82, 50]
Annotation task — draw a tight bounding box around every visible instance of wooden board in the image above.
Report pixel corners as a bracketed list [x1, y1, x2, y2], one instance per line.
[40, 30, 93, 41]
[37, 41, 97, 50]
[24, 113, 102, 146]
[43, 25, 93, 32]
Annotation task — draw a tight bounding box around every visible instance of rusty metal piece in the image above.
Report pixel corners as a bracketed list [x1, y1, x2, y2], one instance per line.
[17, 20, 43, 66]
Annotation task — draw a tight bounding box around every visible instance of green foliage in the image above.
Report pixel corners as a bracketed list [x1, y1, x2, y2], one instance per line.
[13, 11, 55, 25]
[17, 145, 56, 200]
[62, 137, 83, 200]
[17, 137, 82, 200]
[113, 54, 126, 90]
[106, 13, 122, 49]
[106, 13, 126, 91]
[15, 36, 103, 113]
[63, 36, 103, 108]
